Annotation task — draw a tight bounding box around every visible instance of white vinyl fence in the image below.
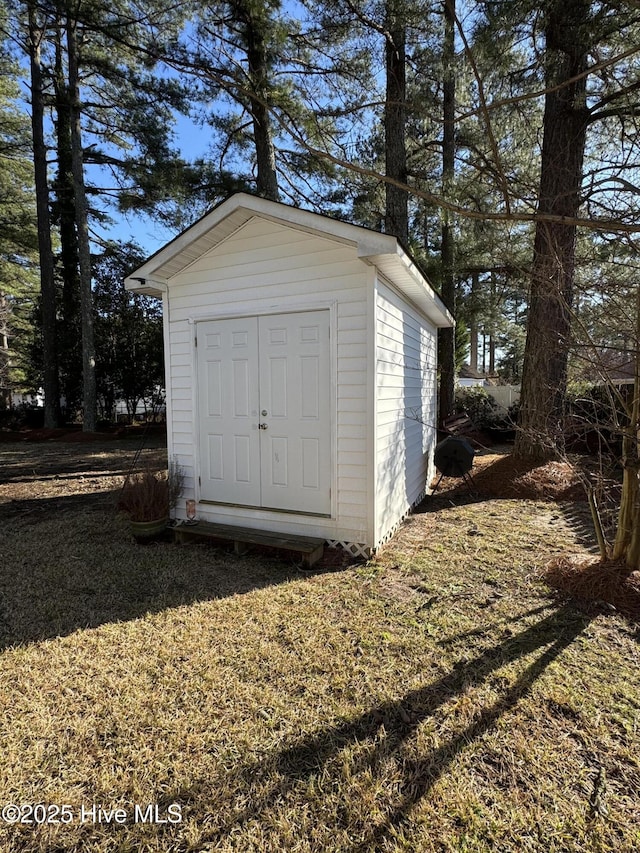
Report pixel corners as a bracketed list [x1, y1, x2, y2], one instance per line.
[488, 386, 520, 410]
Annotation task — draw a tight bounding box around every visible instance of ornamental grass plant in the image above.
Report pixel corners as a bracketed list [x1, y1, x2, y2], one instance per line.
[117, 470, 170, 522]
[117, 459, 185, 523]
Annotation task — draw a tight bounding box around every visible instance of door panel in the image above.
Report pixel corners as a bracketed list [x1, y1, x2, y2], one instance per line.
[258, 311, 331, 515]
[197, 317, 260, 505]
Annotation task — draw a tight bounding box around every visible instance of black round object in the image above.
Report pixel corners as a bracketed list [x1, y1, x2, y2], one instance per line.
[434, 435, 475, 477]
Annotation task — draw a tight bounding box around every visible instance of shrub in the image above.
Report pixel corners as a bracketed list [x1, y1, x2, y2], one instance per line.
[454, 387, 498, 428]
[564, 383, 628, 455]
[0, 403, 44, 430]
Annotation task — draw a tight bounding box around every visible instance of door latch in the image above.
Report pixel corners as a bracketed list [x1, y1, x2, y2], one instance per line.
[258, 422, 268, 430]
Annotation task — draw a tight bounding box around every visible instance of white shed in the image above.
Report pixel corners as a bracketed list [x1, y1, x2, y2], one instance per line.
[125, 193, 453, 556]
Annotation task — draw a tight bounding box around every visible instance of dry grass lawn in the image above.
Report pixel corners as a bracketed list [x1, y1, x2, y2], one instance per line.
[0, 439, 638, 852]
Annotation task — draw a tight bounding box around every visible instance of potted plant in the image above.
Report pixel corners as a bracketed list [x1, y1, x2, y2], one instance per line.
[118, 459, 184, 541]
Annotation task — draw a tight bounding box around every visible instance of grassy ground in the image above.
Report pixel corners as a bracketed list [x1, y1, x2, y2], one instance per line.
[0, 441, 638, 852]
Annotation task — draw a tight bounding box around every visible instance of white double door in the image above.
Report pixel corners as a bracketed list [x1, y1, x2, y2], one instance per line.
[197, 311, 331, 515]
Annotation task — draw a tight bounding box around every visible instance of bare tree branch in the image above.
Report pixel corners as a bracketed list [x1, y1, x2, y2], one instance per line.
[452, 3, 511, 215]
[457, 43, 640, 123]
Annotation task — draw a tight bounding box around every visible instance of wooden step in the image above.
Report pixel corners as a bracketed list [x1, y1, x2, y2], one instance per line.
[173, 520, 326, 567]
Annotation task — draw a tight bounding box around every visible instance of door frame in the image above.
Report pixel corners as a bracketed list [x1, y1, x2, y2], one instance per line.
[192, 301, 338, 520]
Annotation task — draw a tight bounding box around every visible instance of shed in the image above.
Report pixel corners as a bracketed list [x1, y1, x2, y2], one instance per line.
[125, 193, 454, 556]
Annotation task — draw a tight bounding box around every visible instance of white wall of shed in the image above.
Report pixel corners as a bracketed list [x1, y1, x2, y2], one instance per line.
[374, 277, 438, 547]
[165, 215, 372, 546]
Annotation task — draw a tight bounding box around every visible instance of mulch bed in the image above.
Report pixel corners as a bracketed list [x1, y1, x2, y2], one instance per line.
[432, 447, 589, 502]
[471, 454, 587, 501]
[544, 555, 640, 623]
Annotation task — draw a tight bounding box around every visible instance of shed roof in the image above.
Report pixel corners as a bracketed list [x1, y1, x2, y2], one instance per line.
[125, 193, 454, 328]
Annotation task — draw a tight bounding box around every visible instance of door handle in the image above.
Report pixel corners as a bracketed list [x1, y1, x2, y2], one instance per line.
[258, 422, 268, 430]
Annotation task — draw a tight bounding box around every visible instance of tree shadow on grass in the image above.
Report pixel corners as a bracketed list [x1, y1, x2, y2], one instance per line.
[558, 502, 600, 553]
[0, 487, 122, 521]
[200, 603, 591, 850]
[0, 440, 166, 486]
[0, 439, 328, 648]
[434, 603, 555, 647]
[0, 491, 344, 651]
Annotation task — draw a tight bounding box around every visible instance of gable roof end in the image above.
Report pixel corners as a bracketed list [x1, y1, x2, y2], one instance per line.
[125, 193, 454, 328]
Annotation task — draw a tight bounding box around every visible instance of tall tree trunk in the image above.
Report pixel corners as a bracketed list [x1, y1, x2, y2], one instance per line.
[384, 0, 408, 244]
[513, 0, 590, 460]
[239, 0, 279, 201]
[438, 0, 456, 423]
[53, 15, 82, 417]
[469, 271, 479, 373]
[0, 294, 9, 407]
[28, 2, 61, 428]
[67, 14, 96, 431]
[489, 272, 496, 374]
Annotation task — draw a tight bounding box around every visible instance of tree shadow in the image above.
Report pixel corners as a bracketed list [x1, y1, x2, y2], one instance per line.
[435, 603, 555, 647]
[413, 489, 490, 516]
[199, 603, 591, 849]
[0, 439, 166, 485]
[0, 487, 123, 521]
[558, 502, 599, 553]
[0, 492, 345, 651]
[1, 468, 138, 487]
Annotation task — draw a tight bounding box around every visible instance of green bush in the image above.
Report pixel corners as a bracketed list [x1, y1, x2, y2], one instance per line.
[454, 386, 498, 428]
[566, 382, 629, 429]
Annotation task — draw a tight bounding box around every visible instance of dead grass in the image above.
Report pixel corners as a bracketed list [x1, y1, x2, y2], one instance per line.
[0, 441, 639, 852]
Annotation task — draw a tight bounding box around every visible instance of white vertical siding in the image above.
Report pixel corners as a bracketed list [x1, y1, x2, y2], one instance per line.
[374, 278, 438, 546]
[166, 215, 371, 546]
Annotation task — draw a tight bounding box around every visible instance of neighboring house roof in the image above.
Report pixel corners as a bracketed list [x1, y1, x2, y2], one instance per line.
[459, 364, 485, 379]
[576, 349, 637, 384]
[125, 193, 454, 329]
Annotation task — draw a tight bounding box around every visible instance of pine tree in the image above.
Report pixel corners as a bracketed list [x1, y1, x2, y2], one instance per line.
[0, 5, 38, 406]
[26, 0, 61, 426]
[10, 0, 190, 424]
[384, 0, 408, 242]
[438, 0, 456, 422]
[486, 0, 640, 459]
[514, 0, 592, 460]
[177, 0, 288, 202]
[66, 6, 96, 430]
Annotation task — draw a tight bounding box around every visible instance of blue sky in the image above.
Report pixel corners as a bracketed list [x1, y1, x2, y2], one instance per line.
[98, 110, 213, 258]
